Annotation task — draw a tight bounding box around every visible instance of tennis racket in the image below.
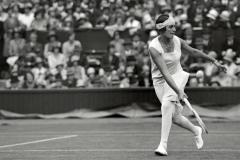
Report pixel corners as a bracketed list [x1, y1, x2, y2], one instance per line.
[183, 98, 208, 134]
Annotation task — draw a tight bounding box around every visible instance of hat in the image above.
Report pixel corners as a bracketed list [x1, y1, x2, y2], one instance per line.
[35, 57, 43, 63]
[149, 30, 158, 37]
[235, 57, 240, 65]
[220, 10, 230, 21]
[208, 51, 217, 59]
[174, 4, 184, 12]
[207, 9, 219, 20]
[87, 67, 95, 75]
[222, 49, 236, 62]
[71, 55, 80, 62]
[7, 56, 19, 66]
[179, 14, 188, 21]
[78, 13, 88, 21]
[161, 5, 171, 12]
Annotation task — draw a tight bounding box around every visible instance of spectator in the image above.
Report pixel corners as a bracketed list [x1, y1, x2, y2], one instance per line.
[31, 57, 47, 88]
[55, 63, 67, 82]
[107, 70, 121, 87]
[138, 64, 151, 87]
[222, 48, 237, 77]
[43, 31, 61, 58]
[68, 55, 88, 87]
[132, 33, 146, 54]
[0, 5, 8, 22]
[45, 72, 62, 89]
[233, 67, 240, 86]
[109, 31, 125, 57]
[47, 7, 62, 30]
[62, 68, 77, 88]
[30, 9, 47, 31]
[211, 70, 233, 87]
[47, 45, 66, 73]
[124, 9, 141, 35]
[18, 3, 35, 30]
[5, 70, 21, 90]
[8, 29, 26, 57]
[75, 13, 93, 29]
[103, 44, 120, 71]
[23, 31, 43, 57]
[21, 71, 37, 89]
[62, 32, 82, 60]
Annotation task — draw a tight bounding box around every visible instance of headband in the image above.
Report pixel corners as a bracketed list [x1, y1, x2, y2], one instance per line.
[156, 16, 175, 30]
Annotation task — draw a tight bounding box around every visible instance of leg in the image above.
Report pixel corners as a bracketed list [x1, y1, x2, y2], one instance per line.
[172, 102, 198, 136]
[159, 100, 175, 149]
[172, 102, 204, 149]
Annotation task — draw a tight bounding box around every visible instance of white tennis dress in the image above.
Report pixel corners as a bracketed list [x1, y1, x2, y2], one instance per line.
[149, 35, 189, 103]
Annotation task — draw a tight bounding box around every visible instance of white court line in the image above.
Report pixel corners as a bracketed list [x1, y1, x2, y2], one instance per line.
[0, 135, 78, 149]
[0, 148, 239, 152]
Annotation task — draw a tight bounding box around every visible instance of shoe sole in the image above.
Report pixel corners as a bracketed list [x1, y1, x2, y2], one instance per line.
[155, 151, 168, 156]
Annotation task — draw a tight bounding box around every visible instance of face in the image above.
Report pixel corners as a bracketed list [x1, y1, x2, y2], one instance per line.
[163, 25, 176, 39]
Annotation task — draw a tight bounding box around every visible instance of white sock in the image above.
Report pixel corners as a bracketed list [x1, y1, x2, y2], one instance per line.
[159, 101, 175, 149]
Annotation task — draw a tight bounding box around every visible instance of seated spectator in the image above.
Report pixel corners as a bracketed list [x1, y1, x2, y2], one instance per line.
[233, 67, 240, 86]
[8, 29, 26, 57]
[138, 64, 151, 87]
[62, 17, 74, 31]
[62, 32, 82, 60]
[43, 31, 61, 58]
[45, 73, 63, 89]
[47, 45, 66, 73]
[132, 33, 145, 54]
[75, 13, 93, 29]
[0, 5, 8, 22]
[23, 31, 43, 57]
[68, 55, 88, 87]
[86, 67, 108, 88]
[47, 7, 63, 30]
[5, 70, 21, 90]
[107, 70, 121, 87]
[21, 71, 37, 89]
[62, 69, 77, 88]
[124, 9, 141, 35]
[103, 44, 120, 71]
[178, 14, 193, 45]
[105, 17, 126, 37]
[55, 63, 67, 81]
[18, 3, 35, 30]
[30, 9, 47, 31]
[222, 49, 237, 77]
[109, 31, 125, 57]
[31, 57, 47, 88]
[211, 70, 234, 87]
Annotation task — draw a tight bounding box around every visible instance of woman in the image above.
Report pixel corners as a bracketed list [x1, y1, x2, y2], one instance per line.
[148, 14, 226, 156]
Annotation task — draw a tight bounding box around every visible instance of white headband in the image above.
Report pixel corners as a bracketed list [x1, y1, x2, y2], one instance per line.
[156, 16, 175, 30]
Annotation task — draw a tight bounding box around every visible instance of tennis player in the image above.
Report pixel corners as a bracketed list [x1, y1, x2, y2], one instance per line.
[148, 14, 226, 156]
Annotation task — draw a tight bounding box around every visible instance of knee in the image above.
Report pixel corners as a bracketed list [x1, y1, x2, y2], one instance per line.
[161, 100, 175, 114]
[172, 114, 180, 124]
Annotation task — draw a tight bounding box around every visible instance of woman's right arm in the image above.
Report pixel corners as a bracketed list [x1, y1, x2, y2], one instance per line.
[149, 47, 185, 100]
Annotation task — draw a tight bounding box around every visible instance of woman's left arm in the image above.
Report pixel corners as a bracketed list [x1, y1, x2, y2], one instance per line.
[180, 38, 226, 72]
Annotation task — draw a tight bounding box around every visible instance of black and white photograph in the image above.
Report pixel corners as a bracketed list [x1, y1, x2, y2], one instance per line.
[0, 0, 239, 159]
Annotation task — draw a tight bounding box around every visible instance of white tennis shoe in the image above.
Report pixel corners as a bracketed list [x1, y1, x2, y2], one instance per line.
[154, 144, 168, 156]
[194, 126, 204, 149]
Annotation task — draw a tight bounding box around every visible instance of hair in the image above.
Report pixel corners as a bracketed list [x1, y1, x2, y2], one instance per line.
[155, 14, 169, 33]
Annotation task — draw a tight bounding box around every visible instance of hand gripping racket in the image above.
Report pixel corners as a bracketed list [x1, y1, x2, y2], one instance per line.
[183, 98, 208, 134]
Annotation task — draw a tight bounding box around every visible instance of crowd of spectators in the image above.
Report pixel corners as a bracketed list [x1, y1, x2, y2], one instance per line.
[0, 0, 240, 89]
